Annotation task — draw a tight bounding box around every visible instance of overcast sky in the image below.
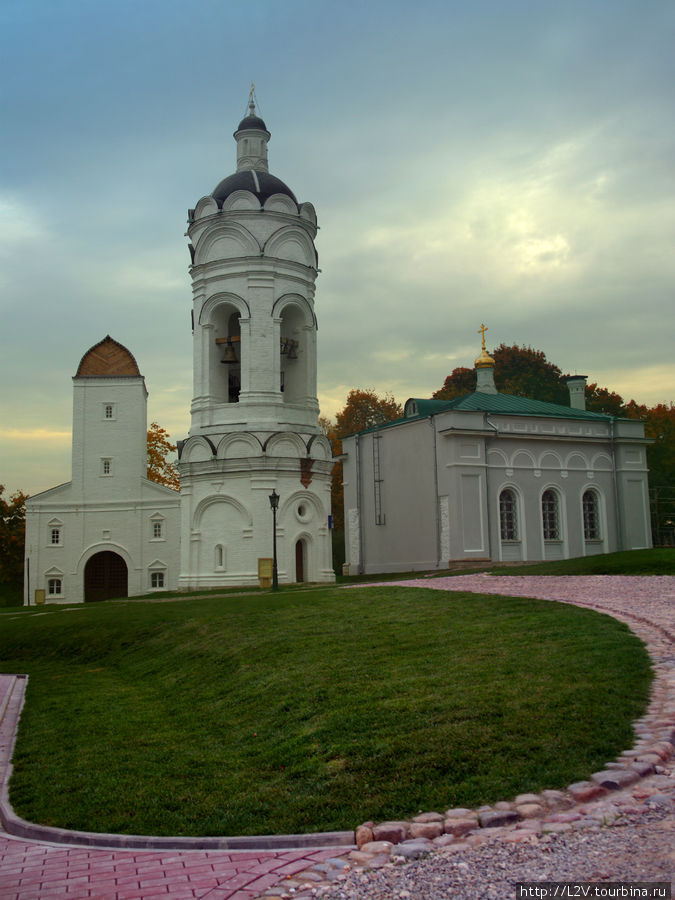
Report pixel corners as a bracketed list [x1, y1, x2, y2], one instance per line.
[2, 0, 674, 496]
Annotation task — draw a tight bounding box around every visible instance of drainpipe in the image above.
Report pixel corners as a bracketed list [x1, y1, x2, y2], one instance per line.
[610, 417, 623, 550]
[355, 434, 364, 574]
[429, 416, 441, 568]
[485, 415, 499, 561]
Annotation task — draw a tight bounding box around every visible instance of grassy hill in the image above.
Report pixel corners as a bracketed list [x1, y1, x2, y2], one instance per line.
[1, 583, 652, 836]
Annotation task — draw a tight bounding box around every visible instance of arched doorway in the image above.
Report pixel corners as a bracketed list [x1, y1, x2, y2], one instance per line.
[295, 540, 305, 583]
[84, 551, 128, 602]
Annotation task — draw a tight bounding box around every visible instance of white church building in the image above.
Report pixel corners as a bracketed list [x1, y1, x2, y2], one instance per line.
[23, 337, 181, 603]
[342, 338, 652, 574]
[24, 97, 334, 604]
[24, 99, 653, 603]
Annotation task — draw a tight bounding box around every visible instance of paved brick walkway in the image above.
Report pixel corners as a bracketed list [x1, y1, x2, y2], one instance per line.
[1, 575, 673, 899]
[0, 675, 351, 900]
[0, 838, 345, 900]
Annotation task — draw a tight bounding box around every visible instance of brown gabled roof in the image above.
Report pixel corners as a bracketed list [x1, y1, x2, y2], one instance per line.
[75, 336, 141, 377]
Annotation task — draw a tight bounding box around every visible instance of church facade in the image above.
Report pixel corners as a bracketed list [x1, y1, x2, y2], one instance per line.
[23, 338, 181, 604]
[23, 97, 334, 604]
[342, 342, 652, 574]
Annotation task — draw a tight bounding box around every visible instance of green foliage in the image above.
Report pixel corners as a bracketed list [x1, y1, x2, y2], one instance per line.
[1, 588, 651, 837]
[0, 485, 29, 585]
[0, 581, 23, 607]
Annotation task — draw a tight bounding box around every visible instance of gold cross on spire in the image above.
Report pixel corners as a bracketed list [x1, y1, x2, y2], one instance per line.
[248, 82, 256, 116]
[478, 322, 488, 351]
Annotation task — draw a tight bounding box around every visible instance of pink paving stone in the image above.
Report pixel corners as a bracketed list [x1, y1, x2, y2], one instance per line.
[114, 876, 143, 890]
[221, 892, 262, 900]
[242, 872, 287, 892]
[86, 879, 119, 893]
[130, 885, 170, 897]
[152, 891, 196, 900]
[118, 890, 156, 900]
[156, 863, 192, 876]
[269, 858, 318, 876]
[236, 857, 284, 876]
[175, 863, 219, 876]
[64, 875, 95, 889]
[187, 876, 222, 890]
[139, 874, 190, 888]
[213, 871, 259, 890]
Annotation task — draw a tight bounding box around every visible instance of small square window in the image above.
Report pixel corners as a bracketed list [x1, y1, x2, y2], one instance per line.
[51, 528, 61, 545]
[48, 578, 62, 595]
[151, 572, 165, 589]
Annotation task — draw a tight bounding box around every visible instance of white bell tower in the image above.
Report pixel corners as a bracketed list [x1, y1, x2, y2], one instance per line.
[177, 92, 335, 587]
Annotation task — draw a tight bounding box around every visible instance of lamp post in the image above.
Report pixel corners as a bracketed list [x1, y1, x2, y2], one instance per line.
[269, 489, 279, 590]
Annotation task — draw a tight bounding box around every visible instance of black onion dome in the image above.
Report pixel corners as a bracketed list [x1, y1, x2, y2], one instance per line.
[236, 114, 268, 132]
[212, 171, 298, 208]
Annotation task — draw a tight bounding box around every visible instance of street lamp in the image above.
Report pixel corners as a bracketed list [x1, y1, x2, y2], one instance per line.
[269, 489, 279, 590]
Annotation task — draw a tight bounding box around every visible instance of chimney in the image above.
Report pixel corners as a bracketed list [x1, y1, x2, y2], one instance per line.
[566, 375, 587, 410]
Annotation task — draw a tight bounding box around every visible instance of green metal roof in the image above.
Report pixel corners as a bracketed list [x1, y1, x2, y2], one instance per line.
[346, 391, 615, 438]
[442, 392, 613, 420]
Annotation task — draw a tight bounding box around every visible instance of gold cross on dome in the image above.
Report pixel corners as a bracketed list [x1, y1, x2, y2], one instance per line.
[478, 322, 488, 351]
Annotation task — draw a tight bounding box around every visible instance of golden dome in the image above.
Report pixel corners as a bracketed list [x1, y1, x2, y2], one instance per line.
[474, 323, 494, 368]
[474, 347, 495, 368]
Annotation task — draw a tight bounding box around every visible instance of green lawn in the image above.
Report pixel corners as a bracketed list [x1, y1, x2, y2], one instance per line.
[0, 585, 652, 837]
[338, 548, 675, 583]
[487, 547, 675, 576]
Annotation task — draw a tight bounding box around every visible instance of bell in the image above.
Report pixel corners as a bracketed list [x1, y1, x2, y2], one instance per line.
[221, 340, 237, 364]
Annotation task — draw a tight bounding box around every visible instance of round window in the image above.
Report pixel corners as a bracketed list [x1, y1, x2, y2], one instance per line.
[296, 503, 312, 523]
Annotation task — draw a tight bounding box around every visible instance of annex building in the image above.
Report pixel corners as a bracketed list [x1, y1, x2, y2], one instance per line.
[342, 338, 652, 574]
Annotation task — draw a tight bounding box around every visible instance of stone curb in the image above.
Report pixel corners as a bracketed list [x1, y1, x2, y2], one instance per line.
[0, 675, 355, 853]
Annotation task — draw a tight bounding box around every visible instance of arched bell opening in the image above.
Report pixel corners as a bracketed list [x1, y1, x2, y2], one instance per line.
[279, 304, 307, 403]
[84, 551, 128, 603]
[212, 304, 242, 403]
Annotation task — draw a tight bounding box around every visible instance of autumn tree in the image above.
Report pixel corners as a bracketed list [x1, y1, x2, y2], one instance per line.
[433, 345, 571, 405]
[147, 422, 180, 491]
[335, 389, 403, 438]
[0, 485, 29, 585]
[432, 366, 476, 401]
[585, 384, 628, 417]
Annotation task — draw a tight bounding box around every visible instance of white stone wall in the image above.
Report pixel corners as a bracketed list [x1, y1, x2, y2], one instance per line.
[24, 371, 180, 604]
[342, 408, 652, 574]
[178, 127, 333, 585]
[178, 431, 334, 587]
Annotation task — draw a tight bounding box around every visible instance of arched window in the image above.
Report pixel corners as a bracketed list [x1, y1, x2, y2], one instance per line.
[583, 490, 601, 540]
[542, 489, 560, 541]
[48, 578, 62, 596]
[215, 544, 225, 571]
[499, 489, 518, 541]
